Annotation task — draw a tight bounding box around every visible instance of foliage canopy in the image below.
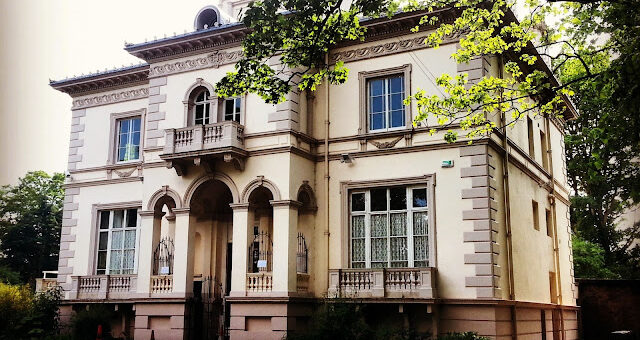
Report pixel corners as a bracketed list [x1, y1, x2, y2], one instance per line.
[0, 171, 64, 284]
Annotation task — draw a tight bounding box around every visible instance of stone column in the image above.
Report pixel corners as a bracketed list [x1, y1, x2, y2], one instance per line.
[136, 211, 157, 296]
[271, 200, 301, 294]
[229, 203, 251, 296]
[171, 209, 193, 297]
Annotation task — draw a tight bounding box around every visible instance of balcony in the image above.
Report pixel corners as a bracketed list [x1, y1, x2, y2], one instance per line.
[35, 270, 59, 292]
[244, 273, 311, 295]
[328, 268, 436, 299]
[69, 275, 137, 300]
[150, 275, 173, 295]
[161, 121, 247, 175]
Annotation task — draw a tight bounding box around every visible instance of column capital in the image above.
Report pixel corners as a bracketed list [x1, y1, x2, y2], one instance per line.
[229, 203, 250, 211]
[139, 210, 157, 218]
[172, 208, 190, 215]
[269, 200, 303, 209]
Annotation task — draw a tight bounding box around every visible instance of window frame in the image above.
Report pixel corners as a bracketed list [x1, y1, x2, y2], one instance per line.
[340, 175, 436, 269]
[108, 109, 145, 165]
[219, 96, 245, 124]
[89, 202, 142, 275]
[349, 186, 430, 268]
[358, 65, 412, 134]
[192, 88, 213, 125]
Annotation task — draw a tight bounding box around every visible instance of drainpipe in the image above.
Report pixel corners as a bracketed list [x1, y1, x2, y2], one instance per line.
[324, 54, 331, 289]
[545, 114, 566, 339]
[498, 55, 517, 340]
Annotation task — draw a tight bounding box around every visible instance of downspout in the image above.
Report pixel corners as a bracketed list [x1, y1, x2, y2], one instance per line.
[498, 55, 517, 340]
[546, 116, 566, 340]
[324, 54, 331, 289]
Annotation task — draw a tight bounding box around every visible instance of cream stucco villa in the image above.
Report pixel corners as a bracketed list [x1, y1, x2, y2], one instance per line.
[44, 1, 579, 339]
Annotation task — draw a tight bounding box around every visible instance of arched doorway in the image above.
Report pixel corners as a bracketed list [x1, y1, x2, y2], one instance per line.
[187, 178, 234, 340]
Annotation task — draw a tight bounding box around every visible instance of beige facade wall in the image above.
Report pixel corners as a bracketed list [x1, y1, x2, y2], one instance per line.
[53, 8, 577, 338]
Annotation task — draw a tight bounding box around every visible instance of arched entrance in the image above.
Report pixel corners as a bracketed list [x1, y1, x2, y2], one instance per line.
[186, 178, 235, 340]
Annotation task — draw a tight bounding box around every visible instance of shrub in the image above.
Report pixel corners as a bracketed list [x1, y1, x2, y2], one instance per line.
[0, 282, 61, 340]
[438, 332, 490, 340]
[71, 305, 114, 340]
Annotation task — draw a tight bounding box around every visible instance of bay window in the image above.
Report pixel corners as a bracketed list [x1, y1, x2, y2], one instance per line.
[350, 185, 430, 268]
[96, 209, 140, 275]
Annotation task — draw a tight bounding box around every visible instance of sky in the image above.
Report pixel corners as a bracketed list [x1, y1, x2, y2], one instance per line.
[0, 0, 219, 185]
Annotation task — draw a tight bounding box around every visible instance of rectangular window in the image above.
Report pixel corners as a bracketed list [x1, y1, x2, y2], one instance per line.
[349, 186, 429, 268]
[117, 117, 141, 162]
[549, 271, 558, 303]
[540, 130, 549, 170]
[368, 75, 405, 131]
[532, 200, 540, 230]
[96, 209, 139, 275]
[527, 117, 535, 158]
[223, 97, 242, 123]
[546, 208, 552, 237]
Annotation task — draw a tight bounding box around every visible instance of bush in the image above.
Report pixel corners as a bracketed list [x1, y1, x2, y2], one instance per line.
[71, 305, 114, 340]
[286, 301, 373, 340]
[285, 300, 490, 340]
[0, 282, 62, 340]
[438, 332, 490, 340]
[286, 300, 431, 340]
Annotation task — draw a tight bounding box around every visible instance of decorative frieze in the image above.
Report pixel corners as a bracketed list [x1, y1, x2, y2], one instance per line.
[71, 88, 149, 109]
[148, 50, 244, 78]
[331, 32, 462, 63]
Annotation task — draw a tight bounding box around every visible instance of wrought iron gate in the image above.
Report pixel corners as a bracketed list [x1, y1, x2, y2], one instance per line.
[185, 276, 226, 340]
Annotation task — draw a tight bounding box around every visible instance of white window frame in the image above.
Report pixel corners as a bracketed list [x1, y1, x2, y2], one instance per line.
[193, 88, 213, 125]
[95, 208, 141, 275]
[222, 96, 242, 123]
[367, 75, 407, 132]
[349, 185, 430, 268]
[108, 109, 145, 165]
[116, 117, 142, 163]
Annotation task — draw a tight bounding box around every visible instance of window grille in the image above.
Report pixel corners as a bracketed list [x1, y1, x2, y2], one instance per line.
[248, 231, 272, 273]
[153, 236, 175, 275]
[297, 233, 308, 273]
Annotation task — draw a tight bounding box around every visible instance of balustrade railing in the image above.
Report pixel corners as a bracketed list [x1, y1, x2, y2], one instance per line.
[70, 275, 137, 300]
[296, 273, 310, 293]
[151, 275, 173, 294]
[328, 267, 436, 299]
[246, 272, 273, 293]
[164, 121, 245, 155]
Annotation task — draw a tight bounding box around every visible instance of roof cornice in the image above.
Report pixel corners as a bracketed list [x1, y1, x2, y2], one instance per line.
[124, 23, 248, 63]
[50, 64, 149, 96]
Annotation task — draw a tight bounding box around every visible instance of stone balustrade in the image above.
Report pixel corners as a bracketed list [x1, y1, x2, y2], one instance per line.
[296, 273, 310, 293]
[69, 275, 137, 300]
[150, 275, 173, 294]
[246, 272, 273, 293]
[163, 121, 245, 155]
[327, 267, 436, 299]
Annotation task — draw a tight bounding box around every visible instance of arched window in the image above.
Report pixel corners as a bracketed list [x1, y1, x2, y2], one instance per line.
[192, 88, 212, 125]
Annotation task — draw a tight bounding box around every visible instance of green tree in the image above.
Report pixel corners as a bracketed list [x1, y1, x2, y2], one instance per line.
[558, 50, 640, 279]
[0, 171, 64, 285]
[571, 236, 619, 279]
